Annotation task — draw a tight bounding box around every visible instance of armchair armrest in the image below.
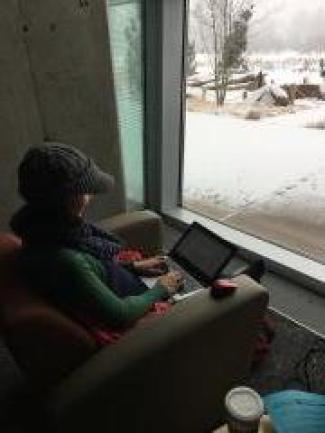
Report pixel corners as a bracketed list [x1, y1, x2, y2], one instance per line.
[48, 276, 268, 433]
[97, 210, 163, 255]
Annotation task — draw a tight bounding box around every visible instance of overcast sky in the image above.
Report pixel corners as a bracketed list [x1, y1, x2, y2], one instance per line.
[190, 0, 325, 53]
[248, 0, 325, 52]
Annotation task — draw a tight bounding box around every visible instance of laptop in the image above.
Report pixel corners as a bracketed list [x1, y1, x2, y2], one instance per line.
[143, 222, 237, 302]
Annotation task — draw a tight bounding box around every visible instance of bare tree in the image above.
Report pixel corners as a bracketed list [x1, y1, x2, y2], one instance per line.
[186, 39, 197, 77]
[193, 0, 254, 106]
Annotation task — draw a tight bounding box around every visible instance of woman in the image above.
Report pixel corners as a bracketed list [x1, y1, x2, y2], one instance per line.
[11, 143, 184, 330]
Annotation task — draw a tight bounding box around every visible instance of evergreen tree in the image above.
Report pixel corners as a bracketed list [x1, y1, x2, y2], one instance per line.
[224, 6, 253, 71]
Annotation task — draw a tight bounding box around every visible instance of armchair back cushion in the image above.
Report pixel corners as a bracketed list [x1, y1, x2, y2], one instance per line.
[0, 233, 97, 388]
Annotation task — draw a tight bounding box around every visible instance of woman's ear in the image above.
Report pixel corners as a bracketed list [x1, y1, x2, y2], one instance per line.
[68, 195, 84, 217]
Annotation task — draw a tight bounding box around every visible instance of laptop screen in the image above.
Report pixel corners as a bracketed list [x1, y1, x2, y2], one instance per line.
[169, 222, 236, 284]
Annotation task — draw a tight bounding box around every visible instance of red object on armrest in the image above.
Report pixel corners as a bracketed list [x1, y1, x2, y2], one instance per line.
[210, 279, 237, 299]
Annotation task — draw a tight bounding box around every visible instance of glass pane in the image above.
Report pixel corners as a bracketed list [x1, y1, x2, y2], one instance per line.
[183, 0, 325, 263]
[107, 0, 144, 209]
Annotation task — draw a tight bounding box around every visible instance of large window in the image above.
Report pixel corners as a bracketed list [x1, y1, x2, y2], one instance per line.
[182, 0, 325, 264]
[108, 0, 144, 209]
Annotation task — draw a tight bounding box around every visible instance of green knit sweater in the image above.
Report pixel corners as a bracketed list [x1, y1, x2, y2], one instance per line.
[20, 248, 169, 329]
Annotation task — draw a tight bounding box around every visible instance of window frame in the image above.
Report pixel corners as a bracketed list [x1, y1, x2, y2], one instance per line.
[144, 0, 186, 212]
[143, 0, 325, 295]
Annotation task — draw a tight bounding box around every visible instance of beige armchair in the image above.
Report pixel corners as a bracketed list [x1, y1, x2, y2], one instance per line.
[0, 210, 268, 433]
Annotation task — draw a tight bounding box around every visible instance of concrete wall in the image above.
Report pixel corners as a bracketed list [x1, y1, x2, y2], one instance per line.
[0, 0, 126, 230]
[0, 1, 43, 229]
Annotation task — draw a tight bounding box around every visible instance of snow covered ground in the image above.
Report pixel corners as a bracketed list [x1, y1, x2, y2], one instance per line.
[183, 110, 325, 209]
[183, 110, 325, 261]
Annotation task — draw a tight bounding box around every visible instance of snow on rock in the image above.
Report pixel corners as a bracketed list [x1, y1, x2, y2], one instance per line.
[248, 85, 289, 106]
[270, 85, 290, 106]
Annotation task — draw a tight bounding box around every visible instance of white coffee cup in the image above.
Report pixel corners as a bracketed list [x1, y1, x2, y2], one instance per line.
[225, 387, 264, 433]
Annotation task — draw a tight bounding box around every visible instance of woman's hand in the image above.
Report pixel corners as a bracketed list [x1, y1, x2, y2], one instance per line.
[158, 271, 184, 296]
[133, 256, 168, 276]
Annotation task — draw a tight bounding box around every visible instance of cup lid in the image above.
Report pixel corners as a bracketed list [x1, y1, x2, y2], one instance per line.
[225, 387, 264, 422]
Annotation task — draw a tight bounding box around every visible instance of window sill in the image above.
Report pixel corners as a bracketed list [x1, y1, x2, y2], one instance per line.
[162, 206, 325, 296]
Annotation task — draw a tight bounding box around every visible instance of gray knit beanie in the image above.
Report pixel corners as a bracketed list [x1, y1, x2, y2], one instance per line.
[18, 143, 115, 204]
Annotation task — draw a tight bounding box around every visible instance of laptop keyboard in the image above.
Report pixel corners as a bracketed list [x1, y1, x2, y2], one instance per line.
[167, 258, 204, 294]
